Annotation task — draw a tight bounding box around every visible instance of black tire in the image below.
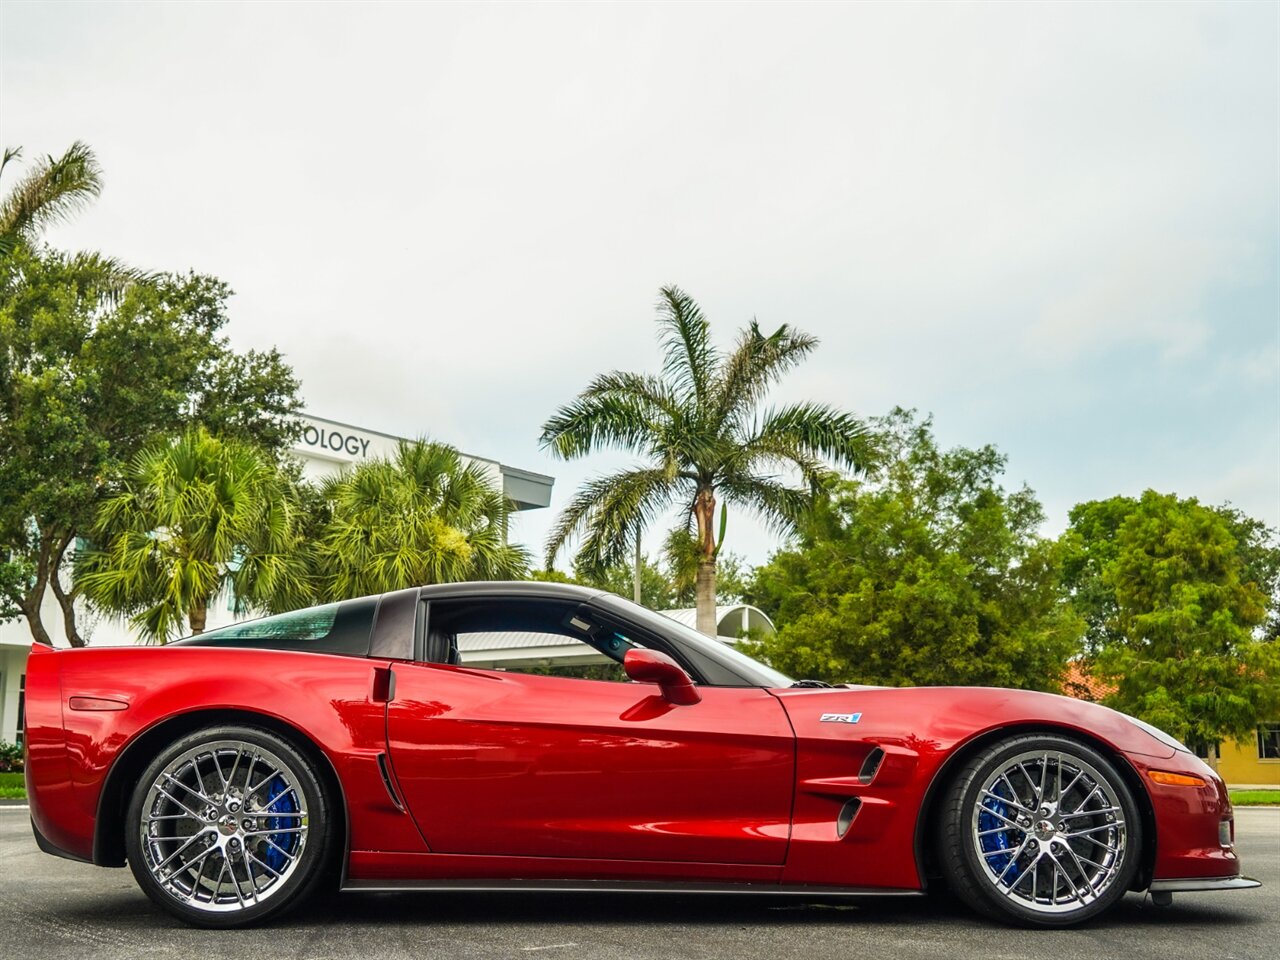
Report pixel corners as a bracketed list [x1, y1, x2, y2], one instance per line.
[125, 724, 333, 928]
[935, 734, 1142, 928]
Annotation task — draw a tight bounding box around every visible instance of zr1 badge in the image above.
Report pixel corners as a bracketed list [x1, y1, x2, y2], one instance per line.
[819, 712, 862, 724]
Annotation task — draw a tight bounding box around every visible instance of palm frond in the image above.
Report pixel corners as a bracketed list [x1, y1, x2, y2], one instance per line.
[0, 140, 103, 254]
[65, 251, 151, 304]
[543, 467, 683, 570]
[76, 427, 303, 640]
[581, 370, 684, 420]
[715, 321, 818, 428]
[656, 285, 718, 406]
[743, 402, 874, 475]
[717, 474, 813, 539]
[312, 437, 525, 595]
[0, 147, 21, 183]
[540, 392, 664, 460]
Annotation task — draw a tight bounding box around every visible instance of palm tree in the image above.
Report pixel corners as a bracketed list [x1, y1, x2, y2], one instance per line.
[311, 439, 528, 599]
[75, 428, 308, 642]
[542, 285, 871, 636]
[0, 141, 103, 256]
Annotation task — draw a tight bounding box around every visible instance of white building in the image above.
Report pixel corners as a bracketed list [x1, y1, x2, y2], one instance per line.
[0, 414, 554, 745]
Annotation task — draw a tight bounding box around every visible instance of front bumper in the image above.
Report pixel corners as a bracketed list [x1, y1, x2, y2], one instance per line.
[1149, 876, 1261, 893]
[1125, 750, 1245, 882]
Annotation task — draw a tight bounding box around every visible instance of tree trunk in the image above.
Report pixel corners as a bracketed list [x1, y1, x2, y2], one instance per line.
[1206, 741, 1220, 772]
[695, 560, 717, 637]
[20, 595, 53, 646]
[188, 599, 208, 638]
[693, 486, 718, 636]
[633, 523, 642, 605]
[49, 573, 85, 648]
[48, 535, 86, 647]
[21, 537, 54, 646]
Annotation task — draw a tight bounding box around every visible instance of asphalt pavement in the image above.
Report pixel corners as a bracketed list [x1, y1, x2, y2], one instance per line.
[1, 806, 1275, 960]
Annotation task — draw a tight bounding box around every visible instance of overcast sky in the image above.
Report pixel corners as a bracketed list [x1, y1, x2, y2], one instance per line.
[2, 1, 1277, 568]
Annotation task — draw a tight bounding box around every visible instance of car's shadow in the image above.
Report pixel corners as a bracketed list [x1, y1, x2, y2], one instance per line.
[47, 886, 1262, 933]
[276, 887, 1261, 932]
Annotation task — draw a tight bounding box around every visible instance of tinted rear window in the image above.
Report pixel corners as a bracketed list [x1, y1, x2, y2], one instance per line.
[172, 597, 378, 657]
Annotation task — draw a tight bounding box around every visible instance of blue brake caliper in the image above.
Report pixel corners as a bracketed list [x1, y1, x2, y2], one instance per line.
[263, 776, 298, 872]
[978, 783, 1018, 882]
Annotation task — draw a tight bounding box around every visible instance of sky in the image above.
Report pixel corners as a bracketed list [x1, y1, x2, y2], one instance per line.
[1, 1, 1277, 569]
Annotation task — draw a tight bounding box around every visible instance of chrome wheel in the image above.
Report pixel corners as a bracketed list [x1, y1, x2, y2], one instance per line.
[137, 739, 309, 913]
[971, 748, 1128, 915]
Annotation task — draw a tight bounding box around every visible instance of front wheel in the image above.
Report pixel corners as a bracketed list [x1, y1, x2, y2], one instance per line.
[125, 725, 332, 927]
[936, 734, 1143, 927]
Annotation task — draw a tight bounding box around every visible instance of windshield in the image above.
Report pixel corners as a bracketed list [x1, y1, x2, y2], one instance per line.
[593, 594, 793, 688]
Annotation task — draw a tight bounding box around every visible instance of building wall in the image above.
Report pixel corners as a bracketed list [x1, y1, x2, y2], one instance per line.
[0, 647, 26, 747]
[1217, 726, 1280, 786]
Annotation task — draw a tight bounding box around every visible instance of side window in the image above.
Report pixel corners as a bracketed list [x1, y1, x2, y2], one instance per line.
[1258, 723, 1280, 760]
[427, 599, 642, 682]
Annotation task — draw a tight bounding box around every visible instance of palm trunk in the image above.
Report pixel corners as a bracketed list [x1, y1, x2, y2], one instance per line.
[188, 598, 208, 638]
[693, 486, 718, 636]
[695, 560, 717, 636]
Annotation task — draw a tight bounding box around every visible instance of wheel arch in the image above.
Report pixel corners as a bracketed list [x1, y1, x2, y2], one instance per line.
[912, 722, 1157, 892]
[93, 708, 349, 880]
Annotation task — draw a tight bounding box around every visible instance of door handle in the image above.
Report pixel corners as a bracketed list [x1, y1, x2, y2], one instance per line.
[370, 665, 396, 704]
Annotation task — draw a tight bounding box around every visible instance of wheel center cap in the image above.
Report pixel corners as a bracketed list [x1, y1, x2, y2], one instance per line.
[217, 814, 240, 837]
[1035, 819, 1056, 839]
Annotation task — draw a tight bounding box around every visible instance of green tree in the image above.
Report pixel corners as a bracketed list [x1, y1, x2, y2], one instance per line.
[0, 249, 302, 645]
[532, 558, 677, 611]
[1061, 492, 1280, 756]
[747, 409, 1080, 688]
[0, 142, 102, 256]
[533, 540, 751, 612]
[541, 285, 869, 635]
[75, 428, 308, 641]
[305, 440, 528, 600]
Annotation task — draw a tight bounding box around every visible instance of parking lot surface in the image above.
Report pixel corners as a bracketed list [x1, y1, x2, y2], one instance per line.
[1, 806, 1275, 960]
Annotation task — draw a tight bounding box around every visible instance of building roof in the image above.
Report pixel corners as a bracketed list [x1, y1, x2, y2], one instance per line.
[659, 604, 776, 639]
[1061, 660, 1116, 703]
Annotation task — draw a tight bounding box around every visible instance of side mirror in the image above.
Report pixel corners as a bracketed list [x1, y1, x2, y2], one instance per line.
[623, 649, 701, 705]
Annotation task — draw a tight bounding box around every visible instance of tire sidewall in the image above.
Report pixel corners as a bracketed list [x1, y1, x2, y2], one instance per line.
[124, 724, 330, 928]
[947, 735, 1143, 927]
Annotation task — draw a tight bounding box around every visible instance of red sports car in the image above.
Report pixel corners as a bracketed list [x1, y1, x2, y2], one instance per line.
[24, 582, 1257, 928]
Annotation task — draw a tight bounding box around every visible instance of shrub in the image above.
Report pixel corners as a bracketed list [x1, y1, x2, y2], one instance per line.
[0, 741, 24, 773]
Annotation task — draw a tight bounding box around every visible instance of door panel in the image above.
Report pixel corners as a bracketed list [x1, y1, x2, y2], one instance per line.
[386, 663, 795, 864]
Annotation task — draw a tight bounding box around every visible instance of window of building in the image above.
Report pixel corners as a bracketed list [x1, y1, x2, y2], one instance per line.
[16, 674, 26, 748]
[1257, 723, 1280, 761]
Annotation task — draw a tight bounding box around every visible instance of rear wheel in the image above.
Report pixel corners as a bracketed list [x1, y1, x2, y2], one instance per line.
[936, 734, 1142, 927]
[125, 725, 331, 927]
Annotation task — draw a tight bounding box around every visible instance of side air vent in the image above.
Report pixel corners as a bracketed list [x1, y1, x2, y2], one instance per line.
[836, 798, 863, 839]
[376, 752, 405, 812]
[859, 747, 885, 785]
